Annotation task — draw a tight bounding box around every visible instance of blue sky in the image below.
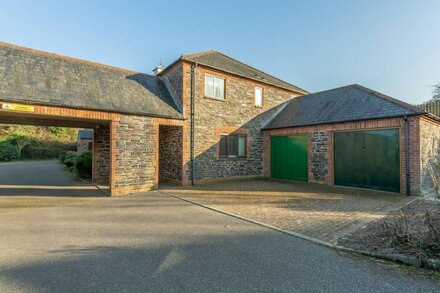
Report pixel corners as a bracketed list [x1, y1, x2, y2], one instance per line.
[1, 0, 439, 104]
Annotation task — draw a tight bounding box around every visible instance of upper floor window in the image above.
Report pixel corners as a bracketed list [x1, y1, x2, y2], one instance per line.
[255, 87, 263, 107]
[205, 74, 225, 99]
[219, 134, 247, 158]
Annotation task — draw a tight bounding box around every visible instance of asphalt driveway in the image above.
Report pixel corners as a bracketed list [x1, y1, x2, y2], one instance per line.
[0, 191, 438, 292]
[0, 161, 107, 214]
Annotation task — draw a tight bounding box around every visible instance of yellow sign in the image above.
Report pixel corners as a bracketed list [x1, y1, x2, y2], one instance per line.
[0, 103, 35, 112]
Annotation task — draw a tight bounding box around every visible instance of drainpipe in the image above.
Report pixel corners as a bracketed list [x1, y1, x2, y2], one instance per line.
[404, 116, 411, 196]
[190, 64, 197, 186]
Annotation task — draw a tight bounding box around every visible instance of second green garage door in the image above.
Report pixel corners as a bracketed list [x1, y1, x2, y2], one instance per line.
[271, 135, 308, 181]
[334, 129, 400, 193]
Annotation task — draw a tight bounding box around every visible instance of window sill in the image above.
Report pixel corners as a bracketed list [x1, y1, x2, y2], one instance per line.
[204, 96, 225, 102]
[217, 157, 247, 161]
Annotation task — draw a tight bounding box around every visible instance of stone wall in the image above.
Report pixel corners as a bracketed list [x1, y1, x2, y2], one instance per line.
[159, 125, 183, 183]
[311, 131, 329, 181]
[419, 117, 440, 197]
[78, 138, 93, 155]
[111, 115, 155, 195]
[174, 63, 301, 183]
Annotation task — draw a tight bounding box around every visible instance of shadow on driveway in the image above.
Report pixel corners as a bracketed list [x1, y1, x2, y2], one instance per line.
[0, 160, 108, 214]
[0, 192, 437, 292]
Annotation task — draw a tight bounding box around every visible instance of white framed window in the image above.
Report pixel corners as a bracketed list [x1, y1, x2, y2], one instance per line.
[255, 87, 263, 107]
[205, 74, 225, 99]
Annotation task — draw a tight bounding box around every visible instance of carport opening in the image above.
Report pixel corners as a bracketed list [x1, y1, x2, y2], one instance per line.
[158, 125, 183, 185]
[0, 112, 111, 197]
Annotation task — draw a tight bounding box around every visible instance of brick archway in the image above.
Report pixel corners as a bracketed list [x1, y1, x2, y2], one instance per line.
[0, 103, 113, 190]
[0, 102, 184, 196]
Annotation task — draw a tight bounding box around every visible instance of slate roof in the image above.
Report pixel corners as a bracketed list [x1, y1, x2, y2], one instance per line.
[175, 50, 308, 94]
[264, 84, 427, 130]
[0, 42, 182, 119]
[78, 129, 93, 140]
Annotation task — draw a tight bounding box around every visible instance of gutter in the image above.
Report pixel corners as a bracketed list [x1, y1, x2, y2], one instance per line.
[190, 63, 197, 186]
[0, 99, 184, 120]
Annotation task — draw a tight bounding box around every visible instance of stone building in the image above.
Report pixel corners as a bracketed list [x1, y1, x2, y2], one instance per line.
[77, 129, 93, 155]
[158, 50, 307, 185]
[0, 42, 439, 196]
[262, 85, 440, 196]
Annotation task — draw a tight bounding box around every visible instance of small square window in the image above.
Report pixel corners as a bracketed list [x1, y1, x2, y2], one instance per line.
[255, 87, 263, 107]
[205, 74, 225, 99]
[219, 134, 247, 158]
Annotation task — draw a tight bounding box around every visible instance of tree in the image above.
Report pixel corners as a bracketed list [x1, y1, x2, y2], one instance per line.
[12, 135, 32, 160]
[433, 84, 440, 100]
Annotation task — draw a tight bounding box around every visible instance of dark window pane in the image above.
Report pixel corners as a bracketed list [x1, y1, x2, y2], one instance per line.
[228, 135, 238, 157]
[219, 135, 228, 157]
[219, 134, 247, 158]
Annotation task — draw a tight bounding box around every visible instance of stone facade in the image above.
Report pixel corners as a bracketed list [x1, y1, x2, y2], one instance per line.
[419, 116, 440, 196]
[159, 125, 183, 183]
[93, 125, 111, 184]
[111, 115, 156, 195]
[263, 116, 424, 195]
[311, 131, 329, 181]
[162, 62, 302, 184]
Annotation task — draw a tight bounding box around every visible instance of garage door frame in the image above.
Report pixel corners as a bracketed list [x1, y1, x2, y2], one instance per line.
[332, 127, 401, 193]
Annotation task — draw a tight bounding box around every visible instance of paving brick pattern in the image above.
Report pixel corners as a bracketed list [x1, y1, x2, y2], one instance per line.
[162, 178, 414, 244]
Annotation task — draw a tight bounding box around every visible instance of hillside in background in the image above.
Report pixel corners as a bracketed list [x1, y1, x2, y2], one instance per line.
[0, 125, 78, 161]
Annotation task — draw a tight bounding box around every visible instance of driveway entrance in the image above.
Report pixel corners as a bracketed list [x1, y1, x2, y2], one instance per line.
[0, 161, 107, 214]
[161, 178, 414, 244]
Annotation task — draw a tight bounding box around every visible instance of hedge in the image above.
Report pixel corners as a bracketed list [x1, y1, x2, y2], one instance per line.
[22, 143, 76, 160]
[60, 151, 92, 179]
[75, 152, 92, 178]
[0, 141, 18, 161]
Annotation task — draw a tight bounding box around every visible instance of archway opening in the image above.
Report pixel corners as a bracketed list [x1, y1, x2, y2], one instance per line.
[0, 110, 110, 197]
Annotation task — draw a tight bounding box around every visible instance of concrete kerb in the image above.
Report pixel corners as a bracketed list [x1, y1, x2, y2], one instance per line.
[159, 190, 440, 271]
[76, 176, 110, 196]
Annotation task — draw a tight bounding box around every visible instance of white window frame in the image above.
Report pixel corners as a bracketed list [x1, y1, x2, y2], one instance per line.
[205, 74, 225, 100]
[255, 87, 263, 107]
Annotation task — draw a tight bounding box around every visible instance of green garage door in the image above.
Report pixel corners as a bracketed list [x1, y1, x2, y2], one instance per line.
[334, 129, 400, 192]
[271, 135, 308, 181]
